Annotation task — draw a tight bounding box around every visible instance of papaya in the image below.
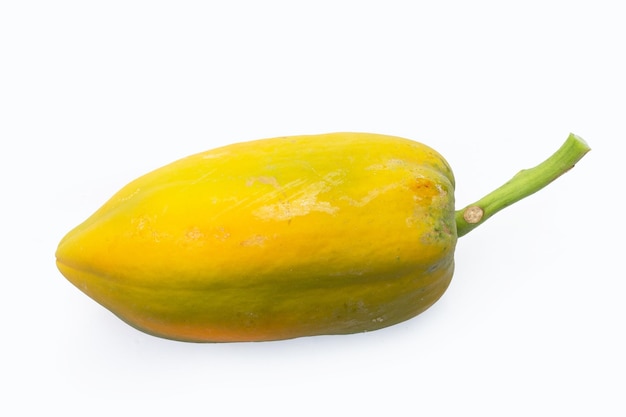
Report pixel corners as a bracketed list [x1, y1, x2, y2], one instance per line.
[55, 132, 589, 342]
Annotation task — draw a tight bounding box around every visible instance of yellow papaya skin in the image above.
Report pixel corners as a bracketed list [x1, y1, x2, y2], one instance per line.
[56, 133, 457, 342]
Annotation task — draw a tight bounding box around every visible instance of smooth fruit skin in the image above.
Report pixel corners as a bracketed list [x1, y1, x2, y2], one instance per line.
[56, 133, 457, 342]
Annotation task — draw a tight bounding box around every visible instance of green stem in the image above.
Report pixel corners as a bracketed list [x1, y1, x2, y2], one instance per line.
[455, 133, 590, 237]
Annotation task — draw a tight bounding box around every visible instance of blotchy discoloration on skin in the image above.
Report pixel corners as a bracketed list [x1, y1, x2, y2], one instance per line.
[252, 172, 344, 221]
[340, 183, 401, 207]
[246, 176, 281, 188]
[240, 234, 268, 247]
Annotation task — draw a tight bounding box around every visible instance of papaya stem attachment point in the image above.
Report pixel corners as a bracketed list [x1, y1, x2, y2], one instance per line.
[455, 133, 590, 238]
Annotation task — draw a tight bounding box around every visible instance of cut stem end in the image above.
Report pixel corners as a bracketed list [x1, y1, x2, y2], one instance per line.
[455, 133, 590, 238]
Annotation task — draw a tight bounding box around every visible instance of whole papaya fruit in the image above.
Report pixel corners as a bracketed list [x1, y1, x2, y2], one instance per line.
[55, 132, 589, 342]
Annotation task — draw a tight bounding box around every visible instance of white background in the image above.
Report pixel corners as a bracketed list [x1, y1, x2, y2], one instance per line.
[2, 1, 624, 415]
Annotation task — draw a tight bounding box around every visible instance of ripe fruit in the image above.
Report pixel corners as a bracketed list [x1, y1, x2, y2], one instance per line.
[56, 132, 589, 342]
